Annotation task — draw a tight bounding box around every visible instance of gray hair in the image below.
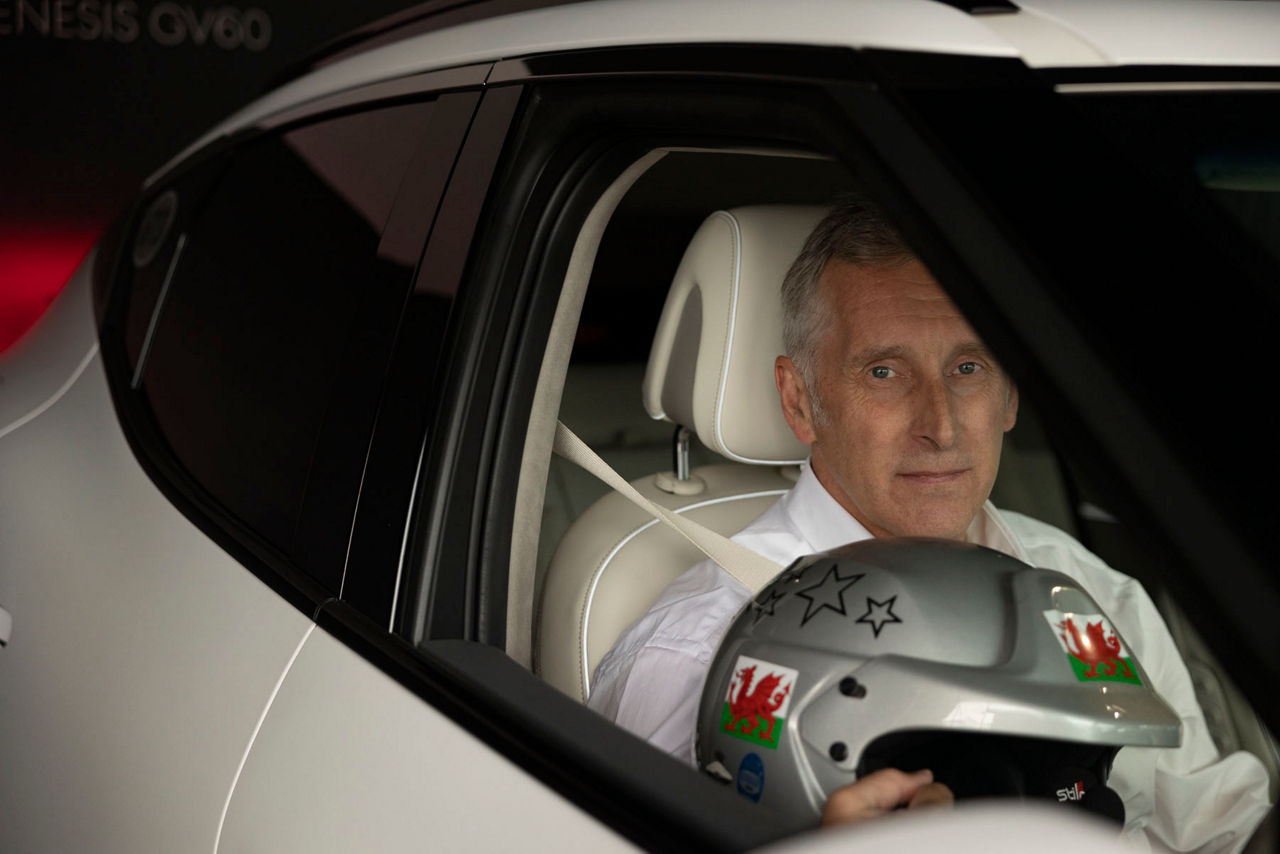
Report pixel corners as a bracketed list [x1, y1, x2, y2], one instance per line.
[780, 194, 914, 415]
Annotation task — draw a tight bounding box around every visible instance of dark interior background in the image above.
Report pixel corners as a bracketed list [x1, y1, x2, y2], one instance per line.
[0, 0, 433, 353]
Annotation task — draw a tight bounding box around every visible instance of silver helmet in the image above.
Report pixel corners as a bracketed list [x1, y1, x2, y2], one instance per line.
[696, 538, 1181, 825]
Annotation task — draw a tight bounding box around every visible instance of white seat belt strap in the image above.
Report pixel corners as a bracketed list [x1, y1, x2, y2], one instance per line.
[554, 420, 784, 592]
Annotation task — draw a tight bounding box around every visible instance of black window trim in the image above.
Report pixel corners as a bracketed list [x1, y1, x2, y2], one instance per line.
[138, 62, 493, 197]
[1036, 64, 1280, 88]
[257, 62, 492, 132]
[342, 84, 522, 628]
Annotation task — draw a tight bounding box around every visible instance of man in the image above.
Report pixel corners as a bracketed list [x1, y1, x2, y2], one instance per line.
[588, 197, 1272, 849]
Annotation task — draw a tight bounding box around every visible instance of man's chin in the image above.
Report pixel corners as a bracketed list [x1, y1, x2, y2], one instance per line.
[878, 498, 982, 542]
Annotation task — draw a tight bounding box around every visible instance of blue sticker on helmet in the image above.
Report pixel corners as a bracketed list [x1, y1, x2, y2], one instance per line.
[736, 753, 766, 802]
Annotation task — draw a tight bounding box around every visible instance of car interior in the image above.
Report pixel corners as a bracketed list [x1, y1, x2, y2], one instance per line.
[500, 146, 1278, 803]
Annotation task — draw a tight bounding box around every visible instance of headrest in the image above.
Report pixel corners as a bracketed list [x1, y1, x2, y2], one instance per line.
[642, 205, 826, 464]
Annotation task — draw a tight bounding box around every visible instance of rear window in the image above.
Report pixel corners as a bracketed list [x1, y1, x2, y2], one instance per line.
[129, 101, 438, 592]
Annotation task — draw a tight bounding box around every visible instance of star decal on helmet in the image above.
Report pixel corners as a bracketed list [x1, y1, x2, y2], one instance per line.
[752, 588, 787, 624]
[856, 595, 902, 637]
[795, 563, 864, 627]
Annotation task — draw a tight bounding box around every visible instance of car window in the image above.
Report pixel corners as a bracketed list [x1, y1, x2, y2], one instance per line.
[364, 54, 1276, 850]
[532, 148, 1086, 700]
[544, 149, 1080, 577]
[409, 65, 1096, 678]
[127, 100, 439, 594]
[1067, 90, 1280, 271]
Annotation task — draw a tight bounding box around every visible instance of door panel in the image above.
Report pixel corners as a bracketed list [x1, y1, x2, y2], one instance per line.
[0, 262, 312, 852]
[218, 624, 634, 852]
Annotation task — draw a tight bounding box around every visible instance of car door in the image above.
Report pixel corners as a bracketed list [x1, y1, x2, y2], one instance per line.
[0, 250, 315, 853]
[211, 83, 637, 850]
[0, 71, 485, 852]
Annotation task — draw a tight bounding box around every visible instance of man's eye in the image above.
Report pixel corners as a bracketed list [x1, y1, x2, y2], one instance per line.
[870, 366, 894, 379]
[956, 362, 981, 375]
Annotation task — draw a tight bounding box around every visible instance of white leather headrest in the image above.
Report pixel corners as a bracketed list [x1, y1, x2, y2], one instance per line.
[642, 205, 826, 464]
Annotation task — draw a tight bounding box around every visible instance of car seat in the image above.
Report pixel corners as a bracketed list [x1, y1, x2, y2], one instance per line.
[536, 205, 825, 703]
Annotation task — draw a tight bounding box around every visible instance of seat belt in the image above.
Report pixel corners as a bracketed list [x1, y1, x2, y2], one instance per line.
[553, 420, 784, 593]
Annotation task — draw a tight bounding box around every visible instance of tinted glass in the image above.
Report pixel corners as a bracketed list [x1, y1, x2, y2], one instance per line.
[139, 101, 437, 592]
[1068, 91, 1280, 269]
[123, 164, 225, 375]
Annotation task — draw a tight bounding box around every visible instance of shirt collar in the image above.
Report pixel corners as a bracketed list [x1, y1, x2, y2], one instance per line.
[968, 500, 1030, 562]
[783, 460, 1027, 561]
[779, 460, 874, 552]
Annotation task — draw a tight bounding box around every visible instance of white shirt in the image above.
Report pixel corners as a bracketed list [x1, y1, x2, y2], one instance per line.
[588, 462, 1272, 853]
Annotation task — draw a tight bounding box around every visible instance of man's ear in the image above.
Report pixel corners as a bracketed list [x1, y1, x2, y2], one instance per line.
[776, 355, 817, 445]
[1003, 380, 1019, 432]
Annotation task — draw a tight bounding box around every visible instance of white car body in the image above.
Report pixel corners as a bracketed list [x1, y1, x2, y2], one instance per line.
[2, 1, 1277, 850]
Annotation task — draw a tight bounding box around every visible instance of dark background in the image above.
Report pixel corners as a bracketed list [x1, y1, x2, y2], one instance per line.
[0, 0, 424, 352]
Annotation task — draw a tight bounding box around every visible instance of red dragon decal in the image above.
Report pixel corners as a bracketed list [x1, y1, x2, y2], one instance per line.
[1056, 618, 1134, 680]
[724, 664, 792, 744]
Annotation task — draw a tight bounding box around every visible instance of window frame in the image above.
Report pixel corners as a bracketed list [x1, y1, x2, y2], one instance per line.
[96, 65, 488, 615]
[341, 84, 522, 627]
[402, 48, 886, 652]
[367, 44, 1279, 844]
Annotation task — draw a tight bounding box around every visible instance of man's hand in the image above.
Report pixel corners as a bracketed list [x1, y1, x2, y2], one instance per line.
[820, 768, 955, 827]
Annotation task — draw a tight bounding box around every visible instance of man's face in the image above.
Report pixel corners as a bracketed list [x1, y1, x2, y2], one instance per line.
[776, 257, 1018, 540]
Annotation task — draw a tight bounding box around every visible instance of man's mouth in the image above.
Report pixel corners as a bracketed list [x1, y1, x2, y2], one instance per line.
[896, 469, 970, 485]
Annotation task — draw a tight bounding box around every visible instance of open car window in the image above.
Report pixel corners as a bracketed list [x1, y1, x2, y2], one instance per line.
[381, 51, 1279, 849]
[524, 147, 1083, 688]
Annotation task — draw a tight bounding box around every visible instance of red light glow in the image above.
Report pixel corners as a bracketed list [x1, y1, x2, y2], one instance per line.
[0, 222, 103, 354]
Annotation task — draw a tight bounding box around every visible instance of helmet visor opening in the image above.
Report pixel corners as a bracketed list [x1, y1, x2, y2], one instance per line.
[859, 730, 1124, 824]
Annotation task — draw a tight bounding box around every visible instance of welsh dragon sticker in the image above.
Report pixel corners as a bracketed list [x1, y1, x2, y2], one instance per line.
[720, 655, 797, 750]
[1043, 610, 1142, 686]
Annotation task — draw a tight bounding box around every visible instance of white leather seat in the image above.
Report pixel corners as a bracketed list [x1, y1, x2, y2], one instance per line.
[536, 205, 826, 703]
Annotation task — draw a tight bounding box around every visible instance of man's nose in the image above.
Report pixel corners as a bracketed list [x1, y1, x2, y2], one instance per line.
[912, 376, 957, 450]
